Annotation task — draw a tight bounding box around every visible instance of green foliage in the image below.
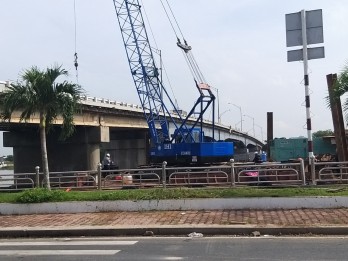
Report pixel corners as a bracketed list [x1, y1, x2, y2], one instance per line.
[334, 63, 348, 97]
[328, 63, 348, 120]
[0, 65, 83, 139]
[312, 129, 334, 138]
[16, 188, 67, 203]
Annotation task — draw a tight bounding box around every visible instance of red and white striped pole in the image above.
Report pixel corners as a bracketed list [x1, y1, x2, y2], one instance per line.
[301, 10, 314, 159]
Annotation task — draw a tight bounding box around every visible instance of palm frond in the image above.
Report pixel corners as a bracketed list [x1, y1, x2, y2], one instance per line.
[326, 63, 348, 118]
[0, 64, 84, 139]
[46, 64, 68, 84]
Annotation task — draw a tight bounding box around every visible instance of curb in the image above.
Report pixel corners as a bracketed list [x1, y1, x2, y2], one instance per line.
[2, 197, 348, 238]
[1, 225, 348, 238]
[2, 197, 348, 215]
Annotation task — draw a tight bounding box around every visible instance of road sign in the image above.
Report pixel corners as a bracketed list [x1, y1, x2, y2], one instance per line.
[286, 9, 323, 48]
[287, 46, 325, 62]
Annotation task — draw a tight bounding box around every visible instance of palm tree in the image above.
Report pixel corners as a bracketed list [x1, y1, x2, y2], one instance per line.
[331, 63, 348, 114]
[0, 65, 83, 189]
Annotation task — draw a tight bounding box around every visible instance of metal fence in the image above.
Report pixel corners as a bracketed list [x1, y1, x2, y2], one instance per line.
[0, 160, 309, 192]
[311, 159, 348, 185]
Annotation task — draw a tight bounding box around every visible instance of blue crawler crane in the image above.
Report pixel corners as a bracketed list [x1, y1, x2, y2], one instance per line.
[112, 0, 233, 165]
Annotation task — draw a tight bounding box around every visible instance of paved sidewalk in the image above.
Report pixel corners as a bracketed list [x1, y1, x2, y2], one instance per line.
[1, 209, 348, 237]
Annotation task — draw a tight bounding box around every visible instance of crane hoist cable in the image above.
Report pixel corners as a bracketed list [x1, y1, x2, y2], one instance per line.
[73, 0, 79, 83]
[159, 0, 208, 86]
[159, 0, 182, 40]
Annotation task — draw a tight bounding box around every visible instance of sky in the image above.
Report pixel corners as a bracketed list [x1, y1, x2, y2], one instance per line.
[1, 0, 348, 155]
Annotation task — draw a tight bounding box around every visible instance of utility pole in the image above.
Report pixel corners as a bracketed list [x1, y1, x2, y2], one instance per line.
[267, 112, 273, 160]
[286, 9, 324, 163]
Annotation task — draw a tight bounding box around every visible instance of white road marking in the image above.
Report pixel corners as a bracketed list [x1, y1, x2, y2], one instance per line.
[0, 240, 137, 256]
[0, 250, 120, 256]
[0, 240, 137, 246]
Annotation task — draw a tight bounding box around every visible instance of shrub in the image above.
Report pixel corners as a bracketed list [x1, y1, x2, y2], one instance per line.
[16, 188, 66, 203]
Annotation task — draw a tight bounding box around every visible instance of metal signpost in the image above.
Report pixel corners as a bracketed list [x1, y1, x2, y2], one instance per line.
[285, 9, 324, 163]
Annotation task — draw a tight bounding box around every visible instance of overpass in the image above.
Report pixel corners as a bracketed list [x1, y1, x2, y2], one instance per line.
[0, 82, 264, 172]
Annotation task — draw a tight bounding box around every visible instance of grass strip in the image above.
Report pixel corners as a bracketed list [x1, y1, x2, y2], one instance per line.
[0, 186, 347, 204]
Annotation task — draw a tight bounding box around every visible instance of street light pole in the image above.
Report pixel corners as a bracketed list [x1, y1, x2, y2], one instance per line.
[218, 109, 230, 124]
[243, 114, 255, 138]
[216, 88, 220, 125]
[255, 123, 264, 142]
[217, 108, 230, 140]
[229, 103, 243, 132]
[210, 87, 220, 125]
[234, 120, 243, 130]
[229, 103, 247, 148]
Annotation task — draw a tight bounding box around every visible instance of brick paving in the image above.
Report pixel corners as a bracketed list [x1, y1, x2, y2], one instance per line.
[1, 209, 348, 228]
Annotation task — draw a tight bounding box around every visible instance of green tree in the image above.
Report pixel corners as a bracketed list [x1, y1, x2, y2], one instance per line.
[312, 129, 334, 138]
[331, 63, 348, 114]
[0, 65, 83, 189]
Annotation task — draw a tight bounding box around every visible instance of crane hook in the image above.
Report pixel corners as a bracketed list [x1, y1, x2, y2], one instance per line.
[74, 52, 78, 70]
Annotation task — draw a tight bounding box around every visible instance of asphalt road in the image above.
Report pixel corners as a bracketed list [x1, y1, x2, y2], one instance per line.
[0, 236, 347, 260]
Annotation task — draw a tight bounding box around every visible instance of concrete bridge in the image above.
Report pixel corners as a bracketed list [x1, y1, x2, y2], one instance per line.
[0, 82, 263, 172]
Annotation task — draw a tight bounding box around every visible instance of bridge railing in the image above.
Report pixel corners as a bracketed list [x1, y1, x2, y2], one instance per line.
[233, 161, 305, 186]
[0, 159, 309, 192]
[312, 160, 348, 185]
[79, 95, 143, 111]
[78, 95, 256, 139]
[101, 168, 162, 188]
[0, 172, 35, 191]
[49, 170, 98, 189]
[168, 169, 229, 186]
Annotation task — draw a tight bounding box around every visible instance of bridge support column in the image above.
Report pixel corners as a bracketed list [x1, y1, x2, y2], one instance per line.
[87, 144, 100, 170]
[101, 129, 148, 169]
[3, 126, 107, 173]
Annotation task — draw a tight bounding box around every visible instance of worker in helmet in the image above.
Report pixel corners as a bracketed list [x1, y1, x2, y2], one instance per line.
[253, 151, 262, 164]
[102, 153, 112, 170]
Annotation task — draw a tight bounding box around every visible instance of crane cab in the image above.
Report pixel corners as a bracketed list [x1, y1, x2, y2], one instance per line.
[150, 128, 234, 165]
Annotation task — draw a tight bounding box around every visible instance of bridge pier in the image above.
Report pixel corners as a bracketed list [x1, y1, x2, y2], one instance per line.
[3, 126, 149, 173]
[100, 129, 148, 169]
[3, 126, 108, 173]
[86, 144, 100, 171]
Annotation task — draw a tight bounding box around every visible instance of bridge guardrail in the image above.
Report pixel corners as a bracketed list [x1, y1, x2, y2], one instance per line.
[78, 95, 254, 136]
[48, 171, 98, 189]
[233, 160, 306, 186]
[313, 161, 348, 185]
[0, 172, 35, 191]
[0, 159, 323, 192]
[168, 170, 229, 186]
[101, 168, 161, 188]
